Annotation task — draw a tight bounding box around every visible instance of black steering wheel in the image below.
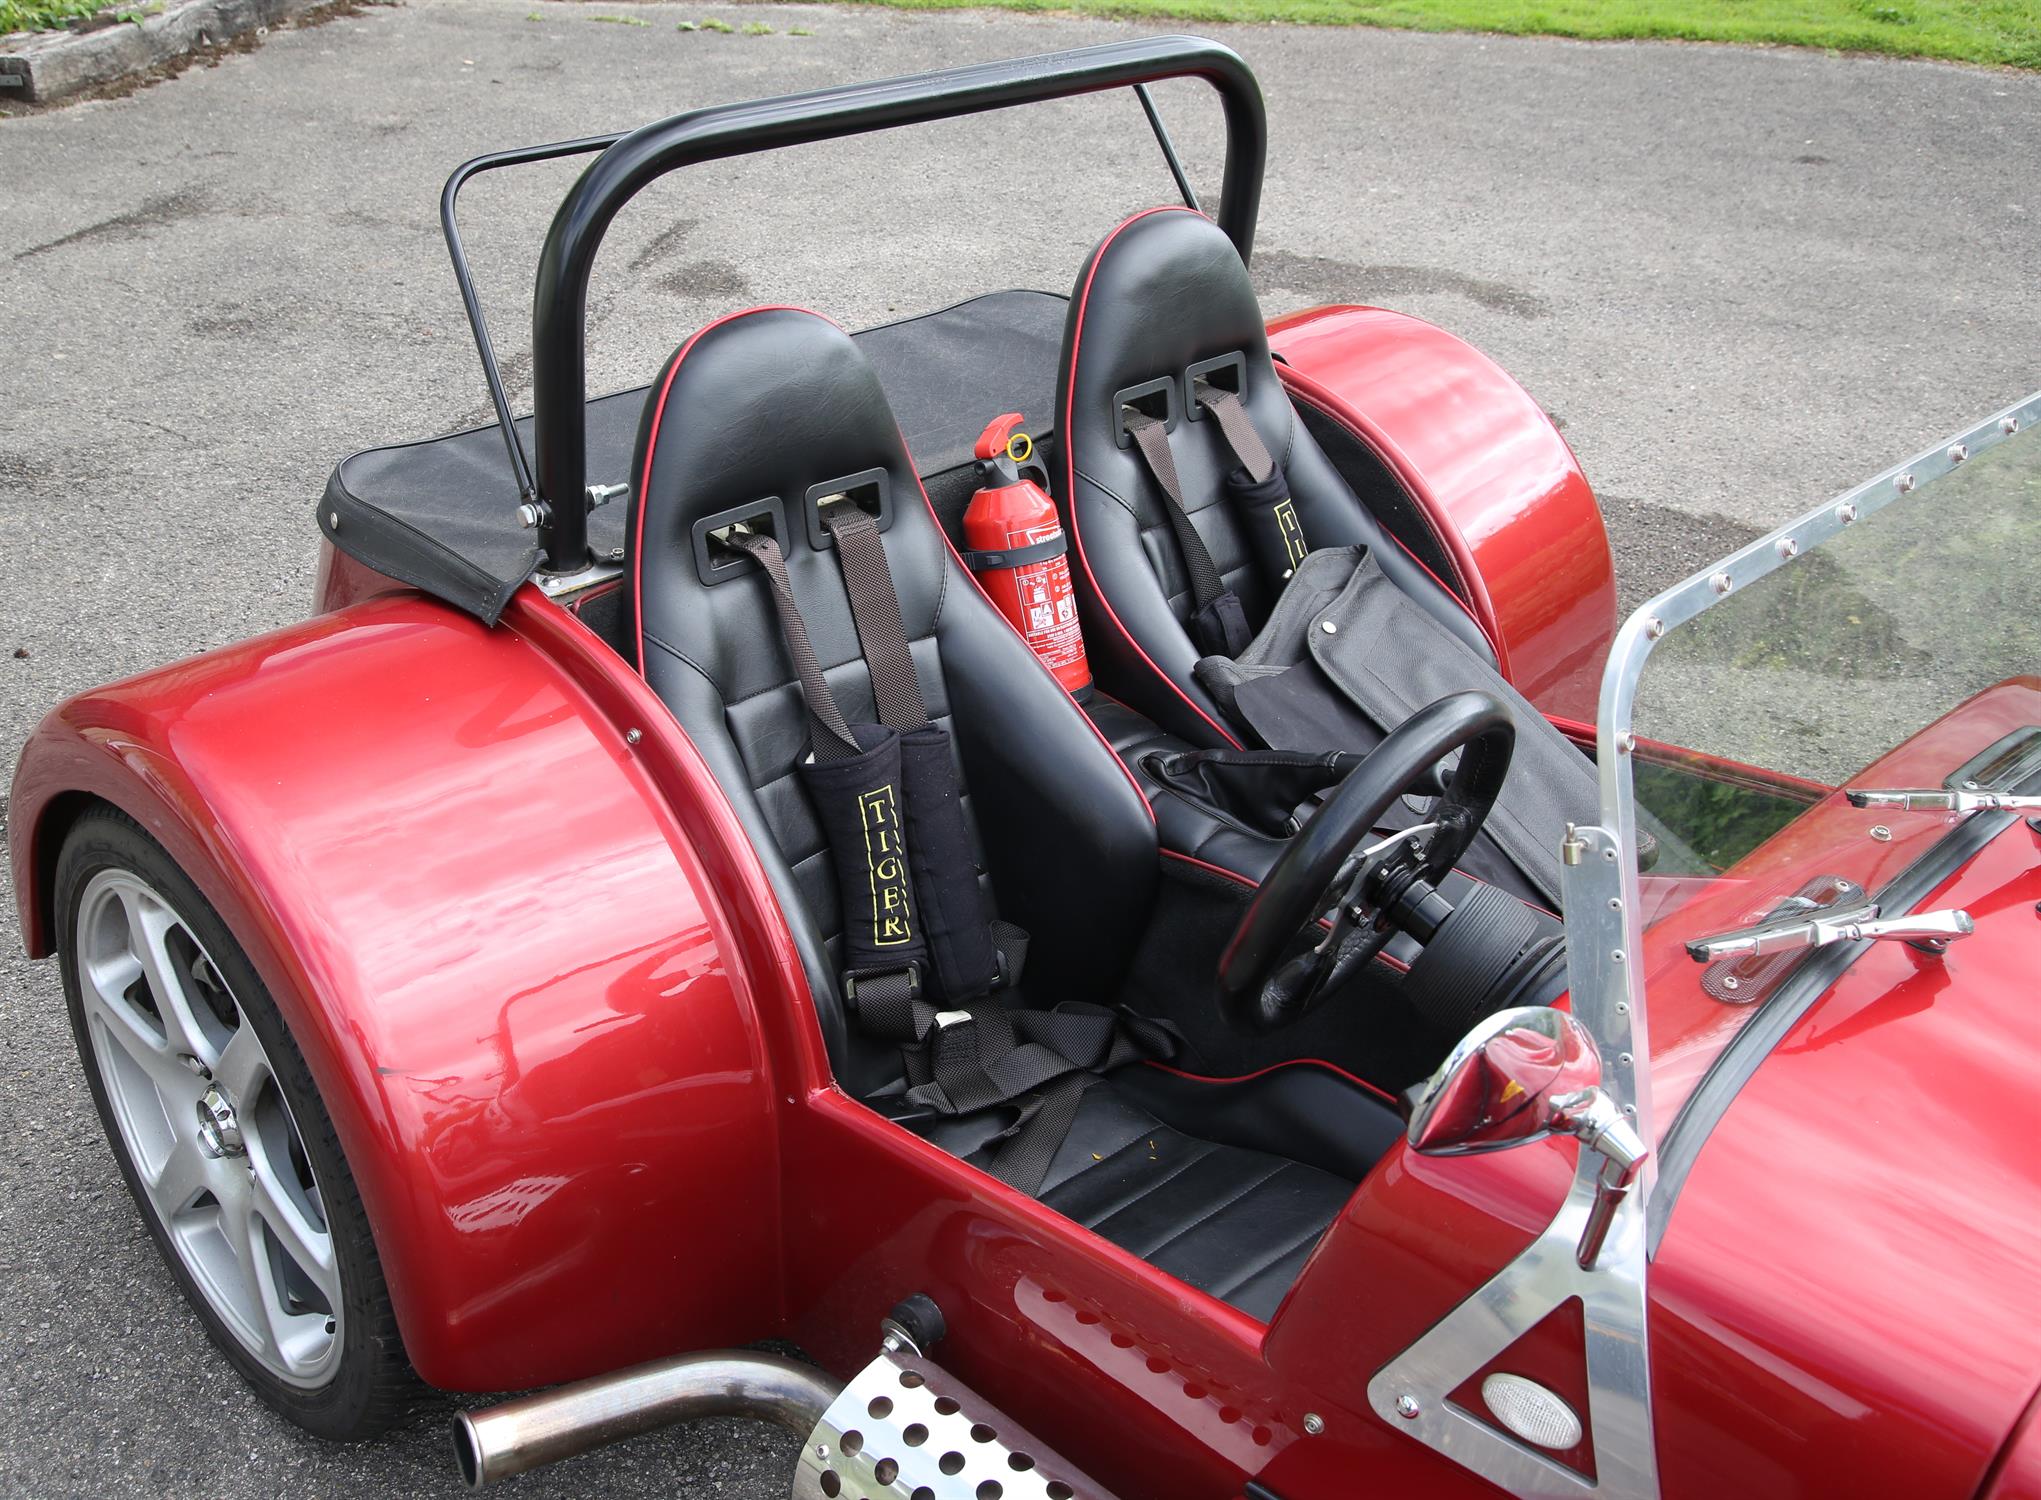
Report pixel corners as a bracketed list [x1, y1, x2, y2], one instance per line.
[1217, 691, 1517, 1034]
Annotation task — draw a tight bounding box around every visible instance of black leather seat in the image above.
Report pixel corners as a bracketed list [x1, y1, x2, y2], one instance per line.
[625, 305, 1370, 1321]
[1054, 206, 1499, 750]
[1029, 1090, 1354, 1315]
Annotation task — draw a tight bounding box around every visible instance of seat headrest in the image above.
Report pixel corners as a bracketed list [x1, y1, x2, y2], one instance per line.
[628, 305, 947, 676]
[632, 306, 924, 549]
[1060, 207, 1274, 448]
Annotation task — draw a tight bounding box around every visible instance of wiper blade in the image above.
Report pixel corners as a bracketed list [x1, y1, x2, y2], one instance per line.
[1686, 902, 1973, 963]
[1846, 787, 2041, 813]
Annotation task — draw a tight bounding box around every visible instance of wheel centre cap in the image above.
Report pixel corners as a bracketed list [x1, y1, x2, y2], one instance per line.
[196, 1085, 245, 1159]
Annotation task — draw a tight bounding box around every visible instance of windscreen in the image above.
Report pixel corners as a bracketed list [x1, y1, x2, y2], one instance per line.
[1579, 396, 2041, 1134]
[1632, 416, 2041, 892]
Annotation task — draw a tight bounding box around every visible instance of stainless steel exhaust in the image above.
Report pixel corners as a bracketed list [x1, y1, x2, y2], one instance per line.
[454, 1351, 843, 1488]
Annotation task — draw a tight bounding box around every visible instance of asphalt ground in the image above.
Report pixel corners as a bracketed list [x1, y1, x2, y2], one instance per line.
[1, 5, 2037, 1495]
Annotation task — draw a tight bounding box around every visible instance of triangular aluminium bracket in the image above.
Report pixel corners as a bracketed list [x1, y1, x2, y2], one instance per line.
[1367, 819, 1660, 1499]
[1365, 1171, 1658, 1499]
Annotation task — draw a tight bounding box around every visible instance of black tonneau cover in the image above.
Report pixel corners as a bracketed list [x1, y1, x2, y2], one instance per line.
[318, 289, 1069, 624]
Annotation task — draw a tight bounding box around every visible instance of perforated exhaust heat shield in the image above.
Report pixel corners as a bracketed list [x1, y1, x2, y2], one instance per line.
[793, 1350, 1118, 1500]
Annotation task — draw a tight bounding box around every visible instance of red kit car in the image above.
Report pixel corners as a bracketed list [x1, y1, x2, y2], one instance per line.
[10, 37, 2041, 1500]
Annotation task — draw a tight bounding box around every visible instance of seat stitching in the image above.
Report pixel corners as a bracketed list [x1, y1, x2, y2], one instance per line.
[1074, 1139, 1220, 1230]
[1207, 1210, 1332, 1299]
[1074, 1128, 1204, 1188]
[1129, 1160, 1288, 1259]
[1140, 522, 1256, 577]
[642, 631, 716, 684]
[1132, 494, 1235, 525]
[1045, 1132, 1155, 1206]
[1074, 466, 1141, 522]
[717, 632, 940, 710]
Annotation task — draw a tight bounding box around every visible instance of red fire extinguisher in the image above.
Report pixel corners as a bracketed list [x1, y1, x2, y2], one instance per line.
[963, 413, 1091, 696]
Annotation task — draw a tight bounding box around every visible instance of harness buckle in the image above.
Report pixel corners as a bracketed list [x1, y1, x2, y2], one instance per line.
[842, 963, 921, 1009]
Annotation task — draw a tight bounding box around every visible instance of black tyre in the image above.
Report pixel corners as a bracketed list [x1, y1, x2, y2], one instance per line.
[55, 807, 420, 1440]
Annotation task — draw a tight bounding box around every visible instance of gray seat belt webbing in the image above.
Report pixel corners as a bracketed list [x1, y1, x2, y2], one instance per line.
[1194, 383, 1277, 483]
[1195, 381, 1311, 589]
[822, 504, 929, 733]
[824, 502, 1017, 982]
[726, 530, 861, 762]
[1125, 410, 1229, 613]
[862, 991, 1177, 1194]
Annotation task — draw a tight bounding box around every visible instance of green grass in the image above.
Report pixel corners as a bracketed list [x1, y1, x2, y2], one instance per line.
[8, 0, 2028, 60]
[822, 0, 2041, 69]
[2, 0, 108, 33]
[3, 0, 164, 29]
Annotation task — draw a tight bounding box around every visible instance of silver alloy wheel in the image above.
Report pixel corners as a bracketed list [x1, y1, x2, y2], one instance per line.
[74, 868, 344, 1388]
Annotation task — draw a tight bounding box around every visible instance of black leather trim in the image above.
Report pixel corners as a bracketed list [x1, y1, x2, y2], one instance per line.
[1116, 1059, 1405, 1181]
[978, 1080, 1357, 1322]
[319, 290, 1070, 626]
[627, 308, 1159, 1090]
[1055, 207, 1497, 748]
[627, 306, 1378, 1326]
[1291, 394, 1470, 608]
[1086, 694, 1288, 878]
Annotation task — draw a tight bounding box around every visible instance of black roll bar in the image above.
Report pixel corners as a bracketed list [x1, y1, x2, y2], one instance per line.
[525, 34, 1267, 570]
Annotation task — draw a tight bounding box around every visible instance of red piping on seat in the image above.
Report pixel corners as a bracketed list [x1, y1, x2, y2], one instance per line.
[634, 302, 1157, 824]
[633, 303, 814, 677]
[1160, 846, 1258, 888]
[1061, 205, 1245, 751]
[1139, 1056, 1401, 1108]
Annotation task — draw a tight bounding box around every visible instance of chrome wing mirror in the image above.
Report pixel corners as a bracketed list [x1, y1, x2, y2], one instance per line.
[1409, 1006, 1649, 1269]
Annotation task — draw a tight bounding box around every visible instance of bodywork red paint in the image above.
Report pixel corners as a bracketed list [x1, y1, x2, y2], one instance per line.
[1279, 684, 2041, 1498]
[15, 571, 2041, 1496]
[1268, 304, 1618, 722]
[14, 323, 2041, 1498]
[10, 592, 791, 1389]
[1651, 814, 2041, 1500]
[1985, 1389, 2041, 1500]
[1633, 678, 2041, 1131]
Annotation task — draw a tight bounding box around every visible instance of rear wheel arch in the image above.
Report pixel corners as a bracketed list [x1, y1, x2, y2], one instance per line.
[1267, 304, 1619, 722]
[13, 594, 793, 1391]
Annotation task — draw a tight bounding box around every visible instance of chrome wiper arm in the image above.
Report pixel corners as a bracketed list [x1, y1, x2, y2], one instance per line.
[1686, 902, 1974, 963]
[1847, 787, 2041, 813]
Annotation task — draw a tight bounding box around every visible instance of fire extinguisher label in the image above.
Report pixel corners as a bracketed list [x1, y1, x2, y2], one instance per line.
[1011, 521, 1086, 674]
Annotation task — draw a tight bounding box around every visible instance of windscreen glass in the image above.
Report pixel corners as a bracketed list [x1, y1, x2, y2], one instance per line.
[1633, 416, 2041, 891]
[1596, 400, 2041, 1129]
